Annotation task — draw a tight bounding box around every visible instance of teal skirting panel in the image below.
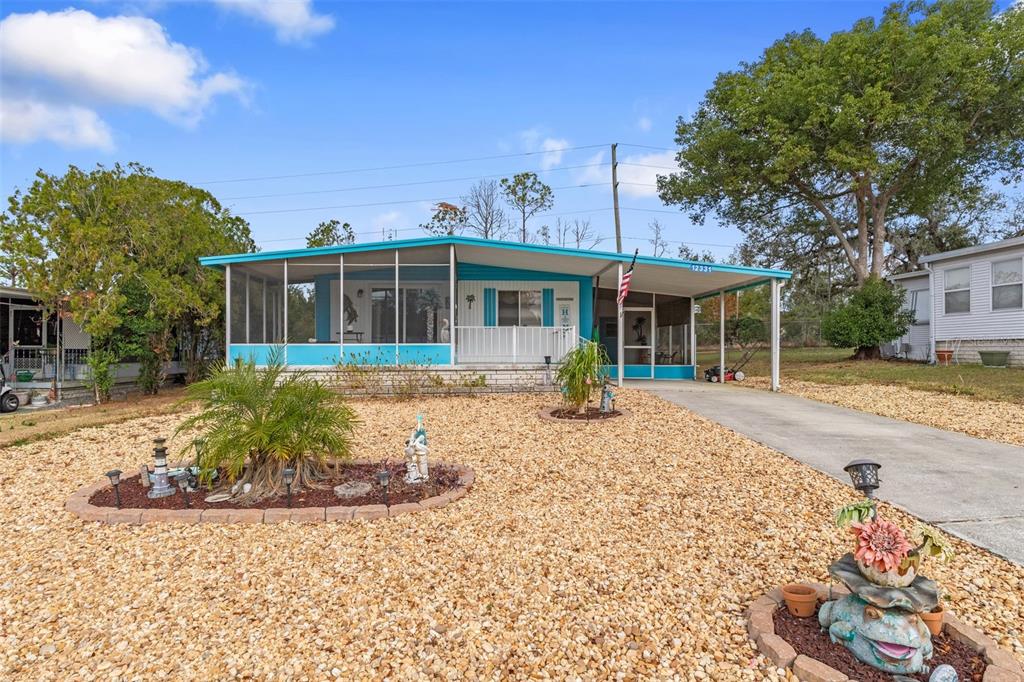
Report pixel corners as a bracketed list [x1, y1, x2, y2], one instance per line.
[288, 344, 341, 366]
[341, 344, 397, 365]
[229, 344, 278, 366]
[397, 344, 451, 365]
[604, 364, 695, 380]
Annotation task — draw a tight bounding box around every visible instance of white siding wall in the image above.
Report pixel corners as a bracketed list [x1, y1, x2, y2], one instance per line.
[893, 274, 931, 361]
[932, 245, 1024, 342]
[457, 280, 578, 327]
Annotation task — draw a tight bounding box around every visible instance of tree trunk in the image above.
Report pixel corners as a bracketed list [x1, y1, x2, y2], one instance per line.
[852, 345, 882, 360]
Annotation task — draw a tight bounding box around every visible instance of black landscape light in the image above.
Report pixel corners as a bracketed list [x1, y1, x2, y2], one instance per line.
[376, 469, 391, 507]
[282, 467, 296, 508]
[105, 469, 123, 508]
[844, 459, 881, 499]
[544, 355, 552, 385]
[174, 471, 191, 508]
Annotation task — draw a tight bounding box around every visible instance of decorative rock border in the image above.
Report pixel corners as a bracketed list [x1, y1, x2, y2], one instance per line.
[537, 406, 632, 422]
[747, 582, 1024, 682]
[65, 463, 475, 525]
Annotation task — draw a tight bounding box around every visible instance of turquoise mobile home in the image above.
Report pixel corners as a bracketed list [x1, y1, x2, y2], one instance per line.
[199, 236, 791, 388]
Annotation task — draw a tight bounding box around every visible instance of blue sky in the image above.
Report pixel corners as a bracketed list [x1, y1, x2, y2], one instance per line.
[1, 1, 1014, 259]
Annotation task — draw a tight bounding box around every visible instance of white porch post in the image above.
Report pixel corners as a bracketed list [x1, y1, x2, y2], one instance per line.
[283, 259, 289, 365]
[244, 272, 250, 343]
[689, 297, 697, 380]
[719, 289, 726, 384]
[616, 262, 624, 387]
[338, 253, 345, 362]
[394, 249, 399, 366]
[225, 263, 231, 366]
[770, 278, 781, 392]
[449, 243, 456, 367]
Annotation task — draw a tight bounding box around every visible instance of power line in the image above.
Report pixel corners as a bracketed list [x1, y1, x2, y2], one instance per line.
[222, 163, 607, 201]
[618, 143, 678, 153]
[234, 182, 620, 217]
[197, 143, 611, 185]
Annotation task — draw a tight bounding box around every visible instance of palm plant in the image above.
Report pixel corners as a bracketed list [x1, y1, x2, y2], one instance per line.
[175, 357, 358, 504]
[555, 340, 610, 411]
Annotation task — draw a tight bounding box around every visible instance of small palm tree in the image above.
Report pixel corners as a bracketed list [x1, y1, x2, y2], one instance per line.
[175, 356, 358, 504]
[555, 340, 610, 412]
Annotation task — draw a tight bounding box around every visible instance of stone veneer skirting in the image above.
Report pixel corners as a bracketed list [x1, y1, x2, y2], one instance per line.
[65, 462, 474, 525]
[313, 366, 560, 396]
[747, 582, 1024, 682]
[937, 338, 1024, 368]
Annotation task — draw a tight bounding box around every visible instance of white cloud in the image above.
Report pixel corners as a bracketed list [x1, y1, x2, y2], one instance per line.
[0, 98, 114, 150]
[517, 128, 570, 170]
[618, 151, 677, 197]
[572, 150, 676, 197]
[0, 9, 247, 128]
[214, 0, 334, 44]
[637, 116, 653, 133]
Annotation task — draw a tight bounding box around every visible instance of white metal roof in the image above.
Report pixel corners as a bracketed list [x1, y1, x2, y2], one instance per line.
[918, 236, 1024, 264]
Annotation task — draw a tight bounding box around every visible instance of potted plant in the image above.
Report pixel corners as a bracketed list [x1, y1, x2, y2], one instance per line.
[781, 583, 818, 617]
[920, 598, 945, 636]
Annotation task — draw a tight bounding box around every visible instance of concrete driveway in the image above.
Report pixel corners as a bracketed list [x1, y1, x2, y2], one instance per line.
[634, 380, 1024, 565]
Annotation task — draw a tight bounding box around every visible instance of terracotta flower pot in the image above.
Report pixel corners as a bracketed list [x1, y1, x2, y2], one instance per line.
[921, 605, 944, 636]
[781, 583, 818, 618]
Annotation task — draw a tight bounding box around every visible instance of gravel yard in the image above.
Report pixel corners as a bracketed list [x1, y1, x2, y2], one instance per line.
[1, 390, 1021, 680]
[745, 377, 1024, 447]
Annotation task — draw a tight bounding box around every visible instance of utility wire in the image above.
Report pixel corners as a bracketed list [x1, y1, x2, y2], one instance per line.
[197, 143, 611, 185]
[222, 163, 607, 201]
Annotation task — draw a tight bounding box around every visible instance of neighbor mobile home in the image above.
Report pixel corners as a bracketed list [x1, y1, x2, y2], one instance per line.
[889, 235, 1024, 366]
[199, 236, 792, 387]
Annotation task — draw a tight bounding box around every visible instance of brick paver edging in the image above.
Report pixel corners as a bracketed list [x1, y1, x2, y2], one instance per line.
[65, 461, 475, 525]
[747, 582, 1024, 681]
[537, 406, 632, 422]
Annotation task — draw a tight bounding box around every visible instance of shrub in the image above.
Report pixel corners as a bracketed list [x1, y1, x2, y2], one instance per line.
[821, 277, 914, 359]
[175, 357, 358, 504]
[556, 340, 610, 411]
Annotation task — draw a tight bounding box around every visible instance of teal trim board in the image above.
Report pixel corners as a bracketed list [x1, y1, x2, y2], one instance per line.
[341, 344, 397, 365]
[229, 344, 277, 366]
[542, 288, 554, 326]
[288, 344, 340, 366]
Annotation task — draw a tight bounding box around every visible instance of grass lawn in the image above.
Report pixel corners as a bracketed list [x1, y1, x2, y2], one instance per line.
[696, 346, 1024, 404]
[1, 390, 1021, 679]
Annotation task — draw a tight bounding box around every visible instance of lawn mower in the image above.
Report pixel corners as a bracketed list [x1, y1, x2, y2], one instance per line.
[0, 363, 20, 413]
[703, 345, 761, 383]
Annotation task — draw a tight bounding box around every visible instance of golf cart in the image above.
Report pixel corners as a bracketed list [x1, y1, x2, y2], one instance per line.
[1, 363, 19, 413]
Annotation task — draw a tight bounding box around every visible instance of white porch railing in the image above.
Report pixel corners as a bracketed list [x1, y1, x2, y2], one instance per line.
[455, 326, 576, 364]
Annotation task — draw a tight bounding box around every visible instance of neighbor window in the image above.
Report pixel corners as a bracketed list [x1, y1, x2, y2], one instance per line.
[497, 290, 542, 326]
[943, 267, 971, 314]
[909, 289, 930, 324]
[992, 258, 1023, 310]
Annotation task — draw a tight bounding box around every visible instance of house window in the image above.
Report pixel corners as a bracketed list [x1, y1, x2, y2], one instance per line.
[992, 258, 1023, 311]
[909, 289, 930, 323]
[943, 267, 971, 314]
[497, 290, 542, 326]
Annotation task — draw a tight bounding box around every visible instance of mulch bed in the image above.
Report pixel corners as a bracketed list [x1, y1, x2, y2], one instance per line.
[89, 461, 462, 510]
[548, 407, 623, 421]
[773, 604, 987, 682]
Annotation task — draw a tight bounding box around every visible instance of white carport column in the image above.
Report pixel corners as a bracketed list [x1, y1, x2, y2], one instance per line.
[225, 263, 231, 366]
[719, 289, 726, 384]
[770, 278, 782, 392]
[616, 261, 624, 388]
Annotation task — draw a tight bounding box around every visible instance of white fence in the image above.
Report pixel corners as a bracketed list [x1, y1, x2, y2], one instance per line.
[455, 326, 576, 364]
[7, 347, 91, 382]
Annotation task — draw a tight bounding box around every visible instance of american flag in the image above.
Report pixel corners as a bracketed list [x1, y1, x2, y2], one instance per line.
[617, 249, 639, 306]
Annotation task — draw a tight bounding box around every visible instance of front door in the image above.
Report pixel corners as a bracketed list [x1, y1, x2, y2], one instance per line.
[622, 308, 653, 379]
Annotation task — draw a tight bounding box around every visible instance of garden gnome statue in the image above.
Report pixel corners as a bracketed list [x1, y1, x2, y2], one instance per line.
[600, 379, 615, 414]
[404, 414, 429, 483]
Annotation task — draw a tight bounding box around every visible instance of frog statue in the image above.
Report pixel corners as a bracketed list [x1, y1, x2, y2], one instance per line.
[818, 594, 933, 675]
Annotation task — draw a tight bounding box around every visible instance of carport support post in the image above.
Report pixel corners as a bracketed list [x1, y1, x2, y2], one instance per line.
[719, 289, 726, 384]
[617, 262, 624, 387]
[770, 278, 781, 392]
[225, 264, 231, 366]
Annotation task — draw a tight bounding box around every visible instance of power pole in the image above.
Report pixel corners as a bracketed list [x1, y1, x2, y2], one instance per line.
[611, 143, 622, 253]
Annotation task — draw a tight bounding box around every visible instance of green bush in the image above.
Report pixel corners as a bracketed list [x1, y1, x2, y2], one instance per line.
[821, 277, 914, 359]
[176, 357, 358, 504]
[555, 340, 610, 410]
